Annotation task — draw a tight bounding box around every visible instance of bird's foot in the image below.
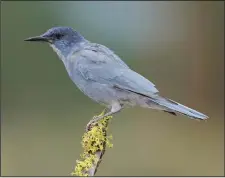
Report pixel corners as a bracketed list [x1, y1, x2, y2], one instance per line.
[85, 109, 107, 132]
[86, 115, 105, 132]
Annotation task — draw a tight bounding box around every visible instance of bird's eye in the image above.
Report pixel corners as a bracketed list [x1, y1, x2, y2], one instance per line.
[55, 33, 64, 39]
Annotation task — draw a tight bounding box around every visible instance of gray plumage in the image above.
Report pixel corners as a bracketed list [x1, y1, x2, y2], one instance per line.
[25, 27, 208, 121]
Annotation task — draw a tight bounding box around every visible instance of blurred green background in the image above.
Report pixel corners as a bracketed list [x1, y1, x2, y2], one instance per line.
[1, 1, 224, 176]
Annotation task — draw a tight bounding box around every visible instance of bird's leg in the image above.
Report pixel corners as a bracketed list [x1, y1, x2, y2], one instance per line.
[86, 103, 122, 131]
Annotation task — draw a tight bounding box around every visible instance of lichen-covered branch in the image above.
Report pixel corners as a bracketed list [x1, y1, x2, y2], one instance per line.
[71, 110, 113, 176]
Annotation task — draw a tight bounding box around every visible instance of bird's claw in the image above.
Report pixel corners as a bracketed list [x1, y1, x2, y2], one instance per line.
[85, 109, 107, 132]
[85, 116, 100, 132]
[92, 115, 99, 120]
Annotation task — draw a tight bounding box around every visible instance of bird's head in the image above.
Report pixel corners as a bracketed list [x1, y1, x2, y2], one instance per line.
[25, 27, 85, 58]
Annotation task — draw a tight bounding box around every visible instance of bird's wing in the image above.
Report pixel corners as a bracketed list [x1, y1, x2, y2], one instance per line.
[83, 43, 130, 69]
[74, 49, 159, 96]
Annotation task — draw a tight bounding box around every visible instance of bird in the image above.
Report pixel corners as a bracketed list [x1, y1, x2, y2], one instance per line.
[24, 26, 208, 128]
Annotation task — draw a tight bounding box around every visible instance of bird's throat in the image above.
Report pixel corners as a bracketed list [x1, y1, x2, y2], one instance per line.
[50, 44, 67, 61]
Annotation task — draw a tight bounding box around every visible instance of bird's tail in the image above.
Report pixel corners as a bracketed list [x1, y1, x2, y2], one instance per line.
[148, 96, 208, 120]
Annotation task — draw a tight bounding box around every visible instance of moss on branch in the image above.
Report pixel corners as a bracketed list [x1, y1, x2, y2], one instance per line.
[71, 110, 113, 176]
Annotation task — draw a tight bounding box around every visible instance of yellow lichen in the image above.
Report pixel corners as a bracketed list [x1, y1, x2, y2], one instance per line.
[71, 110, 113, 176]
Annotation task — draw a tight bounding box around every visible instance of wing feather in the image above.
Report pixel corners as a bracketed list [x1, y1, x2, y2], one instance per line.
[74, 47, 159, 97]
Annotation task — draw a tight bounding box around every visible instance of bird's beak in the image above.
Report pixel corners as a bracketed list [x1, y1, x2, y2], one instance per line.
[24, 36, 50, 43]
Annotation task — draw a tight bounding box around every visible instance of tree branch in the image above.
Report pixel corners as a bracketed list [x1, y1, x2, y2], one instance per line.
[71, 110, 113, 176]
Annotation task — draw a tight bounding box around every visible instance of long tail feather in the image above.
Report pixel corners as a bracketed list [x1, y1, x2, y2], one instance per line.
[151, 97, 208, 120]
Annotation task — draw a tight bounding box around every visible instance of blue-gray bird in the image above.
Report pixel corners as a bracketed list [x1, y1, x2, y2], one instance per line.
[25, 27, 208, 126]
